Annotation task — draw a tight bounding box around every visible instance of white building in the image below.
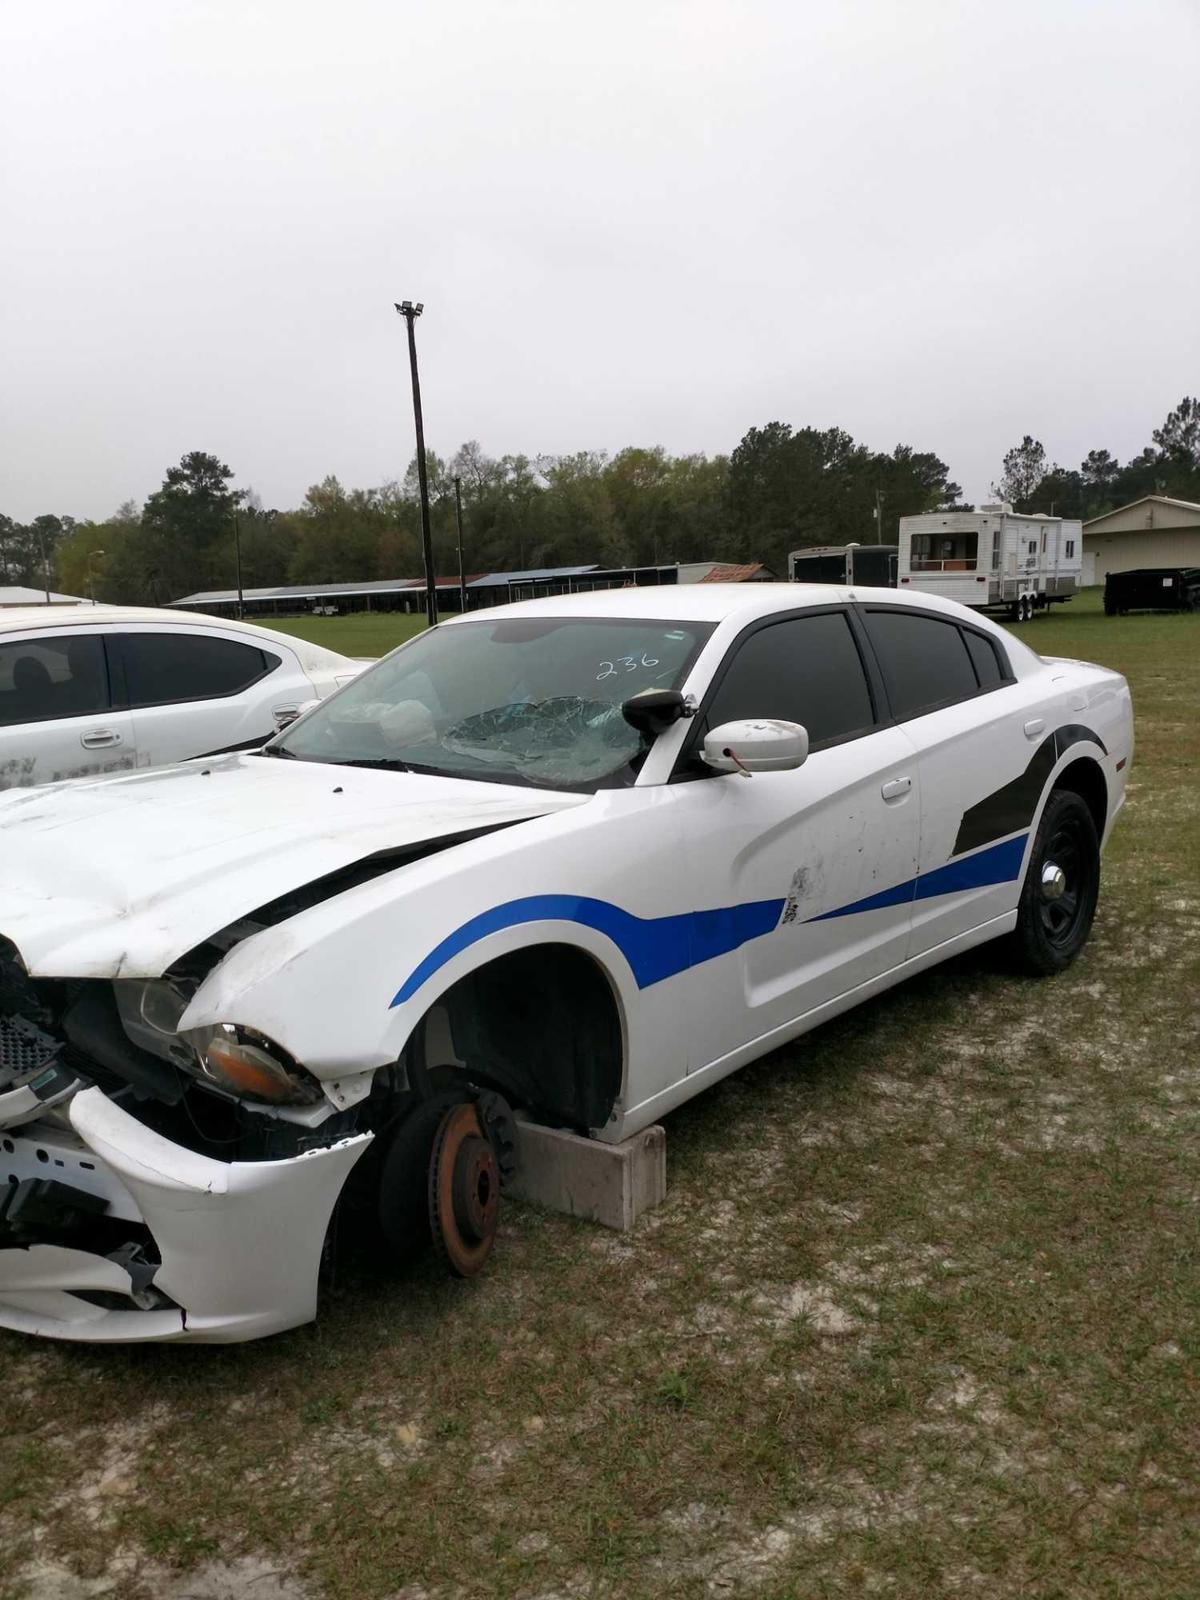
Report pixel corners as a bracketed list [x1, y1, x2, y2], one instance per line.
[0, 586, 86, 607]
[1081, 495, 1200, 586]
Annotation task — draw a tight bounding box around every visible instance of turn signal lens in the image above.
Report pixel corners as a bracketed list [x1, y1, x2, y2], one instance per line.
[200, 1026, 322, 1105]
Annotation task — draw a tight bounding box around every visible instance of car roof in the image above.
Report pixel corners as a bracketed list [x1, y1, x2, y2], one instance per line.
[441, 581, 995, 628]
[0, 604, 353, 668]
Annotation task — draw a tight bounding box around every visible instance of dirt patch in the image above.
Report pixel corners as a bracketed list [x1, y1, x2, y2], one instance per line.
[13, 1557, 313, 1600]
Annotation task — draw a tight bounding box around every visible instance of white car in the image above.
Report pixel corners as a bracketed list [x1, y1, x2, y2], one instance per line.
[0, 584, 1133, 1343]
[0, 604, 364, 791]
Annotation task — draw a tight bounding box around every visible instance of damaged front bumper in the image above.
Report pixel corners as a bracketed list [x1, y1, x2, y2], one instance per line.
[0, 1087, 370, 1343]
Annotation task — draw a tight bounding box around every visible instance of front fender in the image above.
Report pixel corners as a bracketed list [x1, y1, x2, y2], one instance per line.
[177, 790, 691, 1111]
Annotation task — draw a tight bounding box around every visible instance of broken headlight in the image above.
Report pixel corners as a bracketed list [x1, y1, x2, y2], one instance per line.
[192, 1024, 323, 1106]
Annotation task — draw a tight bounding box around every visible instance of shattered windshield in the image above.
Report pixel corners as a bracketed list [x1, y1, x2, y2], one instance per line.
[272, 615, 714, 791]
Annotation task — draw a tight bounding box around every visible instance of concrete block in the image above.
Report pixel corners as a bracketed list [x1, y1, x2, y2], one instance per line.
[508, 1118, 666, 1231]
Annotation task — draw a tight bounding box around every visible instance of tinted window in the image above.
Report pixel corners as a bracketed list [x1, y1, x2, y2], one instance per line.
[963, 629, 1004, 688]
[0, 634, 109, 726]
[119, 633, 277, 708]
[863, 610, 978, 720]
[705, 612, 875, 748]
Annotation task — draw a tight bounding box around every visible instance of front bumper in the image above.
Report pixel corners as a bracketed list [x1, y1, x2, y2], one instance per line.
[0, 1087, 370, 1343]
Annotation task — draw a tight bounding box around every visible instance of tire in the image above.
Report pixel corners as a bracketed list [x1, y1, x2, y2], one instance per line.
[1104, 599, 1117, 616]
[376, 1091, 461, 1261]
[1009, 788, 1100, 975]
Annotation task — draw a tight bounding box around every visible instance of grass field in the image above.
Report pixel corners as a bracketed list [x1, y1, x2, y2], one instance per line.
[2, 590, 1198, 1600]
[256, 612, 427, 658]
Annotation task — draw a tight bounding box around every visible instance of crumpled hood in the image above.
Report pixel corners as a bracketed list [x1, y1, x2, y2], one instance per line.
[0, 753, 585, 978]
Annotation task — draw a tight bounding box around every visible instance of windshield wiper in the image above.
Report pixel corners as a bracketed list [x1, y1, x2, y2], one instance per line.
[258, 744, 297, 758]
[340, 757, 412, 772]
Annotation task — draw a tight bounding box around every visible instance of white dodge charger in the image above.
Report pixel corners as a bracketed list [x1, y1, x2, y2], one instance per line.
[0, 584, 1133, 1342]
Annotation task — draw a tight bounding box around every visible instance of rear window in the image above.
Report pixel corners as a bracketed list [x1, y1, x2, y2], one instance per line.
[0, 634, 110, 726]
[863, 610, 978, 720]
[963, 629, 1004, 688]
[117, 632, 278, 708]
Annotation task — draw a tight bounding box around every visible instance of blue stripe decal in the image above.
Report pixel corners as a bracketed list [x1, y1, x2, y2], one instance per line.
[390, 833, 1030, 1007]
[389, 894, 786, 1007]
[808, 833, 1028, 922]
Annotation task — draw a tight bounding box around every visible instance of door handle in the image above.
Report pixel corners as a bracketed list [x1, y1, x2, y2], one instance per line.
[272, 704, 302, 731]
[881, 776, 912, 801]
[80, 729, 122, 749]
[1023, 718, 1046, 739]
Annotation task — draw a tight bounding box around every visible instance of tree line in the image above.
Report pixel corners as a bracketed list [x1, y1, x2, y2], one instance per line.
[2, 397, 1196, 607]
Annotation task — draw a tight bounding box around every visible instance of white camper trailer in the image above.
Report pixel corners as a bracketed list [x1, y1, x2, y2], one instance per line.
[898, 504, 1082, 621]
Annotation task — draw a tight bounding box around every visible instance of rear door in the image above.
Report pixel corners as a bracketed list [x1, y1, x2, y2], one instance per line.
[0, 630, 138, 790]
[858, 606, 1046, 956]
[111, 627, 305, 766]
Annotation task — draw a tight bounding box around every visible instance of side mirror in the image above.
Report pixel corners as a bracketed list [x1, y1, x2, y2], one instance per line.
[701, 718, 809, 775]
[622, 688, 692, 737]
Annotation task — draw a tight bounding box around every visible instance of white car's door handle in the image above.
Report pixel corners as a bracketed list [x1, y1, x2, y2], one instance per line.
[272, 704, 304, 731]
[881, 776, 912, 801]
[80, 729, 122, 749]
[1024, 717, 1046, 739]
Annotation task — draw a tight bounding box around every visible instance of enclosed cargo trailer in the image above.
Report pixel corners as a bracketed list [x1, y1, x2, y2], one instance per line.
[789, 544, 898, 587]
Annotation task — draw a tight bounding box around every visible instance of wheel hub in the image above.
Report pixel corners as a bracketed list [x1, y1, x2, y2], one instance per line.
[1040, 862, 1067, 902]
[451, 1134, 499, 1244]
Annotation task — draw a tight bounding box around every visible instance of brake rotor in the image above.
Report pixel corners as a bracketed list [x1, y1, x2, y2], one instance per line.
[428, 1101, 500, 1278]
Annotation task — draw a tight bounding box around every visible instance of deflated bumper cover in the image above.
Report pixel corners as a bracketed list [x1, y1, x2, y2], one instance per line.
[0, 1087, 371, 1343]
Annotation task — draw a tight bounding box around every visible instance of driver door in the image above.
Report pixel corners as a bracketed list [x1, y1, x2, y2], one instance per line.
[670, 608, 920, 1071]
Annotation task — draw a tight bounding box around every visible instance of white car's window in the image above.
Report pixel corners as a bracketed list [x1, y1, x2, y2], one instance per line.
[862, 610, 986, 720]
[700, 611, 876, 750]
[116, 632, 280, 707]
[272, 616, 714, 791]
[0, 635, 110, 726]
[963, 628, 1006, 688]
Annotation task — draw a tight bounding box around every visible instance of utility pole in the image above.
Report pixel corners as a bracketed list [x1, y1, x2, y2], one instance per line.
[233, 509, 245, 619]
[88, 549, 106, 605]
[36, 524, 51, 603]
[873, 488, 885, 544]
[453, 475, 467, 614]
[395, 299, 438, 628]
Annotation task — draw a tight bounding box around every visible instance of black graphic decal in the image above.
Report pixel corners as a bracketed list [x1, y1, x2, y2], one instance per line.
[953, 725, 1106, 856]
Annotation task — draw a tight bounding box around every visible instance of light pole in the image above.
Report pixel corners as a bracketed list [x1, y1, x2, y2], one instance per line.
[394, 299, 438, 628]
[453, 475, 467, 614]
[88, 549, 106, 605]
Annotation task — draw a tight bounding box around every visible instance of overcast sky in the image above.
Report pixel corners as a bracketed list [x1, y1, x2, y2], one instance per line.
[2, 0, 1197, 523]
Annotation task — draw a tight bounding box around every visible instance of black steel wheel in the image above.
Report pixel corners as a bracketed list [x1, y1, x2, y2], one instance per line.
[1009, 788, 1100, 975]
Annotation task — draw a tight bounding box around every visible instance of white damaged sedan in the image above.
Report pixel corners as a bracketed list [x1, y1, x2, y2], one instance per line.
[0, 585, 1133, 1342]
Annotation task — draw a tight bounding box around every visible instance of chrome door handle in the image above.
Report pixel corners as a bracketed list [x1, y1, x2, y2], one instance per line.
[80, 729, 121, 749]
[1024, 718, 1046, 739]
[881, 776, 912, 801]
